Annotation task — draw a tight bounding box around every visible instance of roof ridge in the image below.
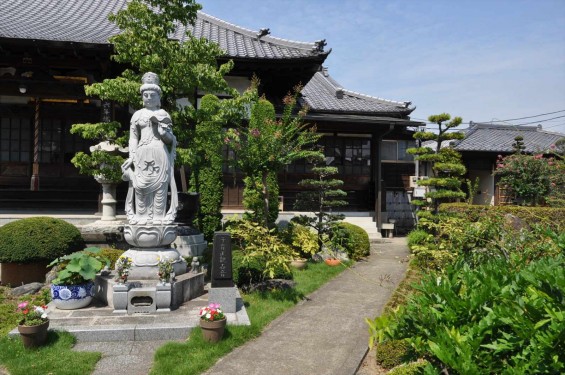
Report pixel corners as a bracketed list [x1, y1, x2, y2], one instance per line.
[342, 87, 410, 107]
[197, 11, 319, 51]
[471, 122, 565, 136]
[316, 69, 410, 107]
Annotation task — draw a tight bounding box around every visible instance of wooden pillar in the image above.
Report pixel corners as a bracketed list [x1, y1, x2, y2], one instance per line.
[374, 124, 395, 231]
[30, 98, 40, 191]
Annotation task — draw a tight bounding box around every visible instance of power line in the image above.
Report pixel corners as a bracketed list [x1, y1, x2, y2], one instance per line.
[513, 115, 565, 126]
[491, 109, 565, 122]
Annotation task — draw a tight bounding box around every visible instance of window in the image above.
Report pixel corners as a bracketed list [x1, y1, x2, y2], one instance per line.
[0, 117, 31, 162]
[382, 140, 415, 162]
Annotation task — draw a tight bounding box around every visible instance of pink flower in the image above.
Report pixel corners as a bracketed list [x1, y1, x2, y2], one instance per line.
[250, 128, 260, 138]
[18, 302, 28, 309]
[534, 154, 543, 160]
[550, 144, 556, 150]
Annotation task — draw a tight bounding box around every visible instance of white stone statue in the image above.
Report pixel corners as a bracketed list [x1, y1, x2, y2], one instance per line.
[121, 72, 178, 225]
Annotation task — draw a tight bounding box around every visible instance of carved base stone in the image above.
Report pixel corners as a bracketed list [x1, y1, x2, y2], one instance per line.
[124, 225, 177, 248]
[96, 272, 205, 313]
[208, 287, 238, 313]
[172, 233, 208, 258]
[121, 248, 187, 280]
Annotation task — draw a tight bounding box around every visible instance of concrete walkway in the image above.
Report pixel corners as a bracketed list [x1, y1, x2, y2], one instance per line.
[204, 238, 410, 375]
[73, 238, 409, 375]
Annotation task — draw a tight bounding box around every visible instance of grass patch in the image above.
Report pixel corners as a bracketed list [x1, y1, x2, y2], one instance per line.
[151, 260, 348, 375]
[0, 286, 50, 337]
[0, 331, 100, 375]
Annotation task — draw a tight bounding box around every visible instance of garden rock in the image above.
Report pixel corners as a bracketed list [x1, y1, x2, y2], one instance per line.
[9, 282, 44, 296]
[504, 214, 525, 231]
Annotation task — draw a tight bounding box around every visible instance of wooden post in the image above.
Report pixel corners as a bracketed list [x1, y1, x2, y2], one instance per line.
[30, 98, 40, 191]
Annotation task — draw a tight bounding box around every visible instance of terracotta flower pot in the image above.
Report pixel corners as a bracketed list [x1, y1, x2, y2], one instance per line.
[200, 318, 226, 343]
[325, 258, 341, 267]
[18, 320, 49, 349]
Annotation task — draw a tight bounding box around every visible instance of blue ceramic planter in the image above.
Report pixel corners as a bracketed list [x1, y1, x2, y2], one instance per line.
[51, 282, 95, 310]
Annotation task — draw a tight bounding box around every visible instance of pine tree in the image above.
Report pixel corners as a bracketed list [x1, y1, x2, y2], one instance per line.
[292, 152, 348, 252]
[407, 113, 466, 216]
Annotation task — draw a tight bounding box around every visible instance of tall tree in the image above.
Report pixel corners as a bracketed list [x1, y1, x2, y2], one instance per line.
[292, 152, 348, 252]
[408, 113, 466, 216]
[225, 86, 321, 227]
[80, 0, 237, 172]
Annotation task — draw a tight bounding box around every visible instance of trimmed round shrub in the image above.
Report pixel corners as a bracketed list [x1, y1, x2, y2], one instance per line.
[375, 339, 417, 369]
[337, 222, 370, 260]
[232, 250, 293, 287]
[0, 217, 85, 263]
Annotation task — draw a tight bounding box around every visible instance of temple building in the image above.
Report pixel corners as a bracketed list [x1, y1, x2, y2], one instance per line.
[1, 0, 422, 232]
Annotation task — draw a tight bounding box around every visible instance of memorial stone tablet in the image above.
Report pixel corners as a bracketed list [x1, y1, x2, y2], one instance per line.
[211, 232, 234, 288]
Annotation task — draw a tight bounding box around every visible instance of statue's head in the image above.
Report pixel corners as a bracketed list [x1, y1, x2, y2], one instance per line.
[140, 72, 161, 109]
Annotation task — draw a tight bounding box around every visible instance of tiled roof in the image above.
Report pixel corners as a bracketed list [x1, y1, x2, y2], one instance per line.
[1, 0, 329, 60]
[454, 123, 565, 153]
[301, 68, 414, 116]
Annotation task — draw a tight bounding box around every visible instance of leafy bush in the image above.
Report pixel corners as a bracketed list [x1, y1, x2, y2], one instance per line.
[388, 360, 431, 375]
[406, 229, 430, 247]
[412, 206, 563, 270]
[439, 203, 565, 231]
[0, 217, 85, 263]
[232, 250, 292, 286]
[99, 248, 125, 269]
[367, 255, 565, 374]
[281, 223, 318, 259]
[228, 219, 294, 282]
[335, 222, 370, 260]
[375, 339, 416, 369]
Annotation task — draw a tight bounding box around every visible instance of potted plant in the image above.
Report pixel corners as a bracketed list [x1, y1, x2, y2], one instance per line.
[48, 247, 110, 310]
[115, 255, 133, 284]
[323, 225, 347, 267]
[158, 259, 174, 284]
[16, 301, 49, 348]
[199, 302, 227, 343]
[287, 223, 318, 270]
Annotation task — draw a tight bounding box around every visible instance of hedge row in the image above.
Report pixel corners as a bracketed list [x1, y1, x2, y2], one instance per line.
[439, 203, 565, 230]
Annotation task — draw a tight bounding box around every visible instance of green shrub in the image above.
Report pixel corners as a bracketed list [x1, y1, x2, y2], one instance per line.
[368, 255, 565, 374]
[406, 229, 430, 247]
[0, 217, 85, 263]
[388, 360, 430, 375]
[232, 250, 292, 286]
[281, 223, 318, 259]
[228, 219, 294, 284]
[99, 248, 125, 269]
[375, 339, 416, 369]
[336, 222, 370, 260]
[440, 203, 565, 231]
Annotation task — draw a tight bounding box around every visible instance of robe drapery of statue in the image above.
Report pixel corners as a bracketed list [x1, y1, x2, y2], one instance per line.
[121, 73, 178, 225]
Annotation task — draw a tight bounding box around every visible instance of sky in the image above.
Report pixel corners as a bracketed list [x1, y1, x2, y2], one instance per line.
[198, 0, 565, 134]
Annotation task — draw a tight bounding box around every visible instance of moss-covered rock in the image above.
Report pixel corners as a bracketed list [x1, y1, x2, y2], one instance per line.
[0, 217, 85, 263]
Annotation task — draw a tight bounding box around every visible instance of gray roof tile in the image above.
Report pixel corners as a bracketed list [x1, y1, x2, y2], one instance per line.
[454, 123, 565, 153]
[1, 0, 328, 60]
[302, 68, 414, 115]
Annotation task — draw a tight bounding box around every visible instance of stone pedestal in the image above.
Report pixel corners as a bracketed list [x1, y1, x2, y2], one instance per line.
[208, 287, 238, 313]
[156, 283, 172, 313]
[112, 283, 130, 314]
[95, 271, 205, 313]
[98, 182, 118, 221]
